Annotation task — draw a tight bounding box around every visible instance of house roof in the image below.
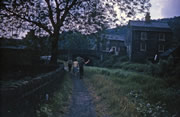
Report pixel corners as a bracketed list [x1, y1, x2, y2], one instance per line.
[160, 46, 180, 57]
[160, 48, 176, 56]
[129, 20, 170, 29]
[101, 27, 127, 41]
[105, 35, 125, 41]
[104, 26, 127, 35]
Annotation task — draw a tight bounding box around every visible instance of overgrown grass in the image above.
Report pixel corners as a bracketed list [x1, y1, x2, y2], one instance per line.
[101, 55, 179, 78]
[84, 66, 180, 117]
[36, 72, 72, 117]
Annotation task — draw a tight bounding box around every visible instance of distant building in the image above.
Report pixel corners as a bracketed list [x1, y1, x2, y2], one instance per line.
[100, 27, 127, 56]
[126, 13, 173, 62]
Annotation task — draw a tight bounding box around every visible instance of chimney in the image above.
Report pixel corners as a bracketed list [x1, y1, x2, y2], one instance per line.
[145, 12, 151, 22]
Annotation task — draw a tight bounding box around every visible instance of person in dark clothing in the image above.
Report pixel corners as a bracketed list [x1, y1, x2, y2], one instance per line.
[77, 57, 90, 79]
[67, 59, 73, 72]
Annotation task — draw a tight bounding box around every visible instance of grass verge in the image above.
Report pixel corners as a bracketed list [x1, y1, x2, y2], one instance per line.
[84, 66, 179, 117]
[36, 72, 72, 117]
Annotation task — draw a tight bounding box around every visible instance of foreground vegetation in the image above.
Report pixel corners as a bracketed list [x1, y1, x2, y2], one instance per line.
[37, 72, 72, 117]
[84, 66, 180, 117]
[100, 55, 179, 77]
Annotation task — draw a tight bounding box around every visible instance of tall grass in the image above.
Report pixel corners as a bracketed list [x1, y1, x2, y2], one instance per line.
[101, 55, 179, 79]
[84, 66, 180, 117]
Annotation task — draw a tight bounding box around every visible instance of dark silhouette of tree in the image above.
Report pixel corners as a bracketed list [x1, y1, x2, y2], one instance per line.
[0, 0, 151, 64]
[60, 31, 92, 50]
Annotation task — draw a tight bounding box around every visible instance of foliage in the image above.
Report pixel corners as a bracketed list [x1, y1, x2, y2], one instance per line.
[168, 16, 180, 45]
[84, 66, 180, 117]
[23, 30, 40, 49]
[0, 0, 151, 63]
[59, 31, 92, 50]
[23, 30, 51, 55]
[37, 72, 72, 117]
[100, 55, 129, 68]
[100, 55, 178, 80]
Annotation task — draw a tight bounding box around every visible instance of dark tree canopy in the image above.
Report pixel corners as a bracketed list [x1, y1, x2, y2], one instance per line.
[0, 0, 151, 63]
[59, 31, 92, 50]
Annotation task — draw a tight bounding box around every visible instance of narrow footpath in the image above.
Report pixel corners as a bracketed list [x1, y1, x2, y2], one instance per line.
[64, 74, 96, 117]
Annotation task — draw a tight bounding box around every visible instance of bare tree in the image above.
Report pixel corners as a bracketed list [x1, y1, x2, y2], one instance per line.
[0, 0, 151, 64]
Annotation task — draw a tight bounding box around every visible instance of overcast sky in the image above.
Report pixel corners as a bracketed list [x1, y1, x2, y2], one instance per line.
[150, 0, 180, 19]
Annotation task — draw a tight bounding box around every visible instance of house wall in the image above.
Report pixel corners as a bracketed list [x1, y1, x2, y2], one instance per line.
[126, 26, 133, 60]
[107, 40, 126, 55]
[130, 27, 172, 62]
[100, 34, 126, 55]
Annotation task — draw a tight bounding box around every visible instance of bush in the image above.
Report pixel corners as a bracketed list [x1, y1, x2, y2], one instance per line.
[101, 55, 178, 83]
[147, 63, 161, 76]
[118, 56, 129, 62]
[101, 59, 113, 67]
[100, 69, 111, 76]
[101, 55, 129, 68]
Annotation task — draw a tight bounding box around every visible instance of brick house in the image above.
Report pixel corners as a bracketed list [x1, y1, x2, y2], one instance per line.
[125, 13, 173, 62]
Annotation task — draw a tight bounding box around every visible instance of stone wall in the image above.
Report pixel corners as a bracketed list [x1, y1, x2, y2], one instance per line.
[1, 65, 65, 116]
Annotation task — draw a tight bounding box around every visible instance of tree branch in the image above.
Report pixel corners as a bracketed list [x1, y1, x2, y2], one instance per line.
[3, 7, 52, 35]
[55, 0, 60, 27]
[69, 12, 81, 23]
[59, 0, 78, 27]
[44, 0, 56, 29]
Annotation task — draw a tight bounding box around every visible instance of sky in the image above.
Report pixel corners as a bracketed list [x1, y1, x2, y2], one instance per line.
[115, 0, 180, 25]
[150, 0, 180, 19]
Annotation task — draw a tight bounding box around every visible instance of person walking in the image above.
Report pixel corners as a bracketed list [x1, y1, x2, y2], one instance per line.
[67, 59, 73, 72]
[72, 59, 79, 78]
[77, 57, 90, 79]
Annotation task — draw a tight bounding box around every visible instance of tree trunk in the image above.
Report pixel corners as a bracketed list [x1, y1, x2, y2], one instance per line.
[50, 33, 59, 64]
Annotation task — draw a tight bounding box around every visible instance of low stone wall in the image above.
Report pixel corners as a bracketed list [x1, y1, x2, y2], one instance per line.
[1, 64, 60, 80]
[1, 65, 65, 109]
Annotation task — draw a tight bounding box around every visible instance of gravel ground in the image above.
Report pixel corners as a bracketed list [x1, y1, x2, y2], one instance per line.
[64, 74, 96, 117]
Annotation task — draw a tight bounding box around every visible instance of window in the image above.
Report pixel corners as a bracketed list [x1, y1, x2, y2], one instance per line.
[158, 45, 164, 52]
[140, 42, 147, 51]
[159, 33, 165, 41]
[140, 32, 147, 40]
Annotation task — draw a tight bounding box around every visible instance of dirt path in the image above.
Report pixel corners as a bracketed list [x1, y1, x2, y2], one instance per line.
[64, 74, 96, 117]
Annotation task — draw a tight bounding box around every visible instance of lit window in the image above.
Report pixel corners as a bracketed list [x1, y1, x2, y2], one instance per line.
[140, 42, 146, 51]
[158, 45, 164, 52]
[159, 33, 165, 41]
[140, 32, 147, 40]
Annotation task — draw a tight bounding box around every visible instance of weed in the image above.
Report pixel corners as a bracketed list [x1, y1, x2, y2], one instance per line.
[84, 66, 180, 117]
[37, 72, 72, 117]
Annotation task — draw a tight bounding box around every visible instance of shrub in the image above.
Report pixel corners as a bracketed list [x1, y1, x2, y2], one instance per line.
[101, 59, 113, 68]
[147, 63, 161, 76]
[100, 69, 111, 76]
[101, 55, 129, 68]
[117, 56, 129, 62]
